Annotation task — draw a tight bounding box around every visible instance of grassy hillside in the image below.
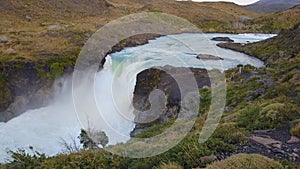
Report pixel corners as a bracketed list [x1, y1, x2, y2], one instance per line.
[0, 0, 258, 64]
[1, 0, 299, 63]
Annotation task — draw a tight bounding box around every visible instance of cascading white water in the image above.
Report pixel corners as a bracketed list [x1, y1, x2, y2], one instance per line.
[0, 33, 276, 163]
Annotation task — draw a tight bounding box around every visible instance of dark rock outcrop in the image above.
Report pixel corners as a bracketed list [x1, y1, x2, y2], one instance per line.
[131, 65, 212, 136]
[217, 43, 246, 53]
[211, 37, 234, 42]
[196, 54, 223, 60]
[0, 61, 73, 122]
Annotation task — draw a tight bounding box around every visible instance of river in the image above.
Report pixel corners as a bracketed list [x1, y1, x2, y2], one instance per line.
[0, 33, 276, 163]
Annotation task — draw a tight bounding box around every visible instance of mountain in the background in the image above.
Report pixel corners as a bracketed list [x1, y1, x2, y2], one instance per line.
[244, 0, 300, 13]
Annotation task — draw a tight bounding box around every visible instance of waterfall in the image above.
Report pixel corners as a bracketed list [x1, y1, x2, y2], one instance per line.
[0, 56, 140, 162]
[0, 33, 275, 163]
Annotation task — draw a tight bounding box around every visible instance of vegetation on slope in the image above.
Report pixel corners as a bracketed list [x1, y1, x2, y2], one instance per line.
[157, 153, 284, 169]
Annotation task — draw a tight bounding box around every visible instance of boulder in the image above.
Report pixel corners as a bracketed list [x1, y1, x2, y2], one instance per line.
[272, 143, 282, 149]
[272, 148, 285, 154]
[196, 54, 223, 60]
[48, 25, 65, 31]
[289, 153, 299, 161]
[25, 15, 32, 21]
[249, 136, 281, 148]
[200, 155, 217, 163]
[211, 37, 234, 42]
[253, 129, 271, 134]
[287, 136, 300, 144]
[0, 35, 9, 43]
[85, 33, 91, 38]
[6, 48, 16, 54]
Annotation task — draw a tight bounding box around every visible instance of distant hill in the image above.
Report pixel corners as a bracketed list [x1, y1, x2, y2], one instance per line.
[247, 5, 300, 33]
[244, 0, 300, 13]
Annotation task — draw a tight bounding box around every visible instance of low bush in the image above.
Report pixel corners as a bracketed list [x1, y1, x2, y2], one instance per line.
[237, 102, 299, 130]
[213, 123, 246, 144]
[237, 106, 262, 130]
[258, 103, 299, 129]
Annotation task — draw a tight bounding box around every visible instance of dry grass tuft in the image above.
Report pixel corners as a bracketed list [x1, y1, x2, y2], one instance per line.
[205, 154, 283, 169]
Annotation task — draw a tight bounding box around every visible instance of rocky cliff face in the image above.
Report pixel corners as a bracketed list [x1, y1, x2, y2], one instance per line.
[0, 61, 49, 121]
[131, 66, 211, 136]
[0, 33, 160, 122]
[0, 61, 74, 122]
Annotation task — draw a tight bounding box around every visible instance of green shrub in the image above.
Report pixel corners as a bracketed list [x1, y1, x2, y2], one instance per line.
[237, 106, 262, 130]
[238, 103, 299, 130]
[199, 88, 211, 114]
[264, 83, 295, 99]
[50, 63, 64, 78]
[258, 103, 299, 128]
[4, 147, 47, 169]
